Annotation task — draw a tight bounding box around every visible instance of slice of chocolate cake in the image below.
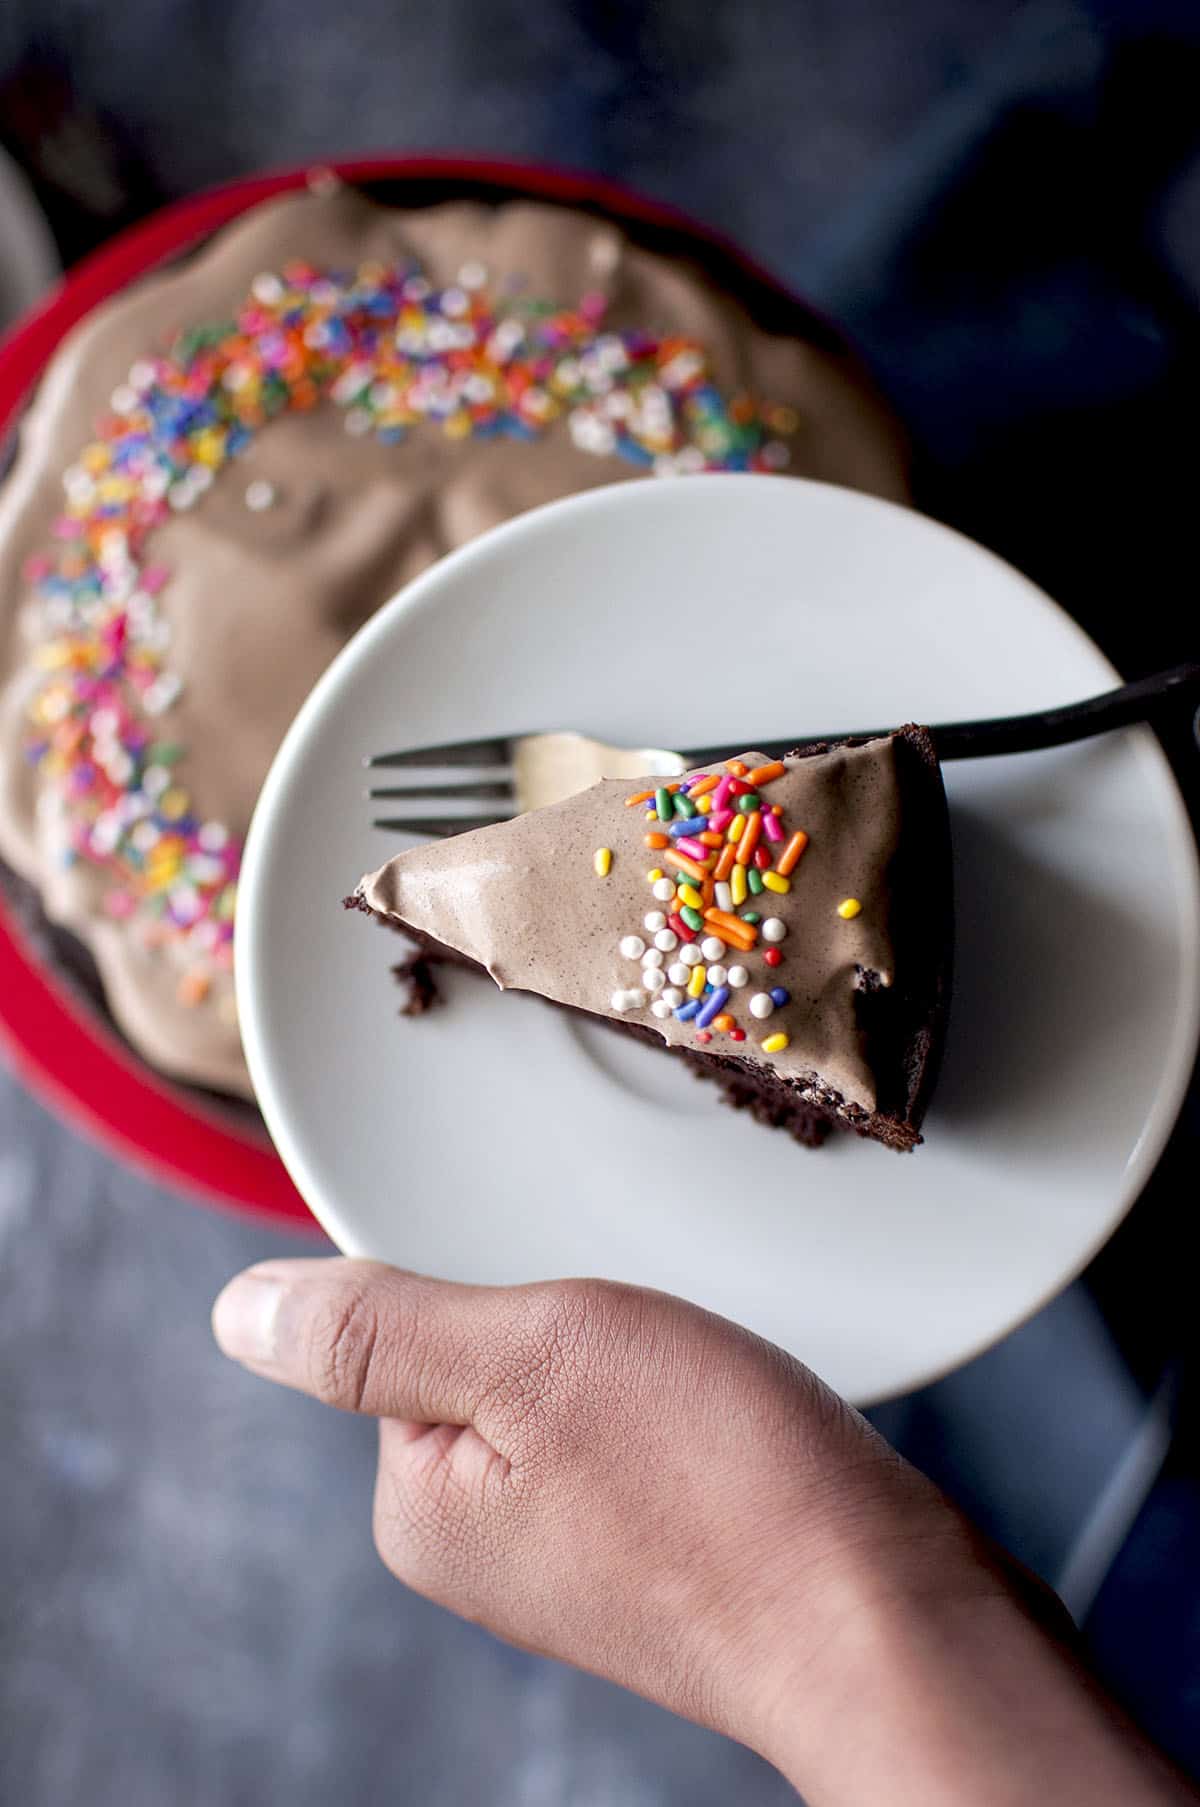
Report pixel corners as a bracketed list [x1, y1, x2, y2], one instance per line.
[350, 729, 952, 1151]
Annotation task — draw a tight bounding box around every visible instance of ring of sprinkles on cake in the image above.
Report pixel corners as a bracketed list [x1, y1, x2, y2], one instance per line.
[16, 255, 797, 1011]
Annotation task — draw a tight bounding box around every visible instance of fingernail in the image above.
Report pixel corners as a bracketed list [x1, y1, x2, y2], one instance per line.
[212, 1269, 284, 1368]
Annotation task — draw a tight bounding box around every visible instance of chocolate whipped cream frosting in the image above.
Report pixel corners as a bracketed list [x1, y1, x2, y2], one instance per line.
[359, 740, 909, 1112]
[0, 181, 908, 1094]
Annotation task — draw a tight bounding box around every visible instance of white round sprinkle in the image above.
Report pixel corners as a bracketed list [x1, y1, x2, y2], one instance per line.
[643, 911, 666, 933]
[680, 943, 703, 967]
[110, 384, 139, 416]
[662, 987, 684, 1008]
[641, 947, 664, 969]
[701, 936, 726, 962]
[619, 935, 646, 960]
[707, 964, 728, 988]
[198, 822, 228, 853]
[667, 963, 689, 987]
[611, 988, 645, 1013]
[727, 965, 749, 989]
[749, 993, 776, 1020]
[762, 917, 788, 944]
[128, 360, 157, 392]
[651, 999, 673, 1019]
[344, 407, 373, 436]
[244, 479, 277, 512]
[458, 259, 488, 289]
[652, 878, 676, 902]
[654, 928, 678, 953]
[643, 967, 665, 993]
[252, 272, 285, 304]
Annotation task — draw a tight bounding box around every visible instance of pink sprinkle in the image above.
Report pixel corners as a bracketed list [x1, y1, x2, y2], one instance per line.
[708, 808, 733, 832]
[52, 517, 84, 540]
[22, 555, 52, 582]
[712, 775, 733, 812]
[103, 890, 136, 919]
[695, 1030, 712, 1044]
[140, 566, 170, 594]
[761, 810, 784, 844]
[580, 291, 608, 321]
[675, 836, 710, 861]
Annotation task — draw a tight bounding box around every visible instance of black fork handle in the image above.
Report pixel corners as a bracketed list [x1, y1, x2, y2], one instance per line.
[678, 663, 1200, 767]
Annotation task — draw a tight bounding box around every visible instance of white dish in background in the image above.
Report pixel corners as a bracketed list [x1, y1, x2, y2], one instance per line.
[238, 475, 1200, 1405]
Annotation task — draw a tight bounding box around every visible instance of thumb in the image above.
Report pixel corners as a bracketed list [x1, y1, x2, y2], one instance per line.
[211, 1257, 516, 1423]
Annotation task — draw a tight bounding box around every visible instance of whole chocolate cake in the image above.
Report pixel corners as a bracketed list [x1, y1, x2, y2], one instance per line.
[0, 177, 908, 1095]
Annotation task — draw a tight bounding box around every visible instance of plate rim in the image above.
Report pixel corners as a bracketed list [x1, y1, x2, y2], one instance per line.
[238, 472, 1200, 1401]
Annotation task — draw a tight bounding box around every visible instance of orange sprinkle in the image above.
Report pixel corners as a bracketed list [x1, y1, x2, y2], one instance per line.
[703, 907, 757, 947]
[714, 843, 737, 881]
[700, 877, 715, 905]
[726, 760, 748, 776]
[688, 774, 721, 798]
[644, 832, 669, 849]
[713, 1013, 735, 1032]
[177, 971, 211, 1007]
[747, 761, 785, 785]
[776, 830, 810, 876]
[697, 830, 723, 847]
[664, 849, 707, 882]
[626, 782, 680, 807]
[735, 811, 762, 866]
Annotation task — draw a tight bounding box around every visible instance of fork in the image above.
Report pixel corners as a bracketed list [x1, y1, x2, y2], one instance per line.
[365, 662, 1200, 835]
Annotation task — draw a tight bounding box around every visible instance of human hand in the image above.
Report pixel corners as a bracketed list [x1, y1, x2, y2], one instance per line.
[212, 1260, 1197, 1805]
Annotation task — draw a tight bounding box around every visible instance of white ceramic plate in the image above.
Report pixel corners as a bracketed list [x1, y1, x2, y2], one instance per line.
[238, 475, 1200, 1405]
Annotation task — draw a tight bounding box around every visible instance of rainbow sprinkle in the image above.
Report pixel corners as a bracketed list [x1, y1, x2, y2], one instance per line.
[18, 254, 799, 1006]
[615, 756, 822, 1055]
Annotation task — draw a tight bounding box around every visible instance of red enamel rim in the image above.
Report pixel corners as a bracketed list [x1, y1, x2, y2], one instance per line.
[0, 153, 840, 1225]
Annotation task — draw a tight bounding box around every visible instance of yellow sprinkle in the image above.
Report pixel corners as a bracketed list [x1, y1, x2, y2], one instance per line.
[647, 867, 664, 882]
[33, 641, 74, 670]
[727, 813, 745, 843]
[159, 788, 189, 821]
[837, 897, 862, 920]
[81, 443, 111, 474]
[761, 1032, 790, 1054]
[191, 428, 226, 467]
[761, 871, 790, 894]
[593, 847, 612, 878]
[443, 412, 472, 439]
[677, 883, 703, 910]
[687, 964, 707, 999]
[730, 864, 747, 906]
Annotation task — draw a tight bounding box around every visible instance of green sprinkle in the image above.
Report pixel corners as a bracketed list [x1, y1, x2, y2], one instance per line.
[672, 792, 697, 819]
[736, 792, 761, 813]
[146, 742, 185, 765]
[741, 910, 761, 924]
[680, 905, 704, 931]
[747, 868, 765, 895]
[655, 787, 672, 823]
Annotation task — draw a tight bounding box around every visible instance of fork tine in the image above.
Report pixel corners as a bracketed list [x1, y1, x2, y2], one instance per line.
[366, 734, 514, 769]
[371, 812, 511, 836]
[367, 779, 513, 801]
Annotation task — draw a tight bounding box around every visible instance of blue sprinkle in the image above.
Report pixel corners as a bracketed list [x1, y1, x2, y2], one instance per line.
[668, 815, 708, 839]
[770, 987, 790, 1007]
[674, 999, 704, 1022]
[695, 985, 731, 1029]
